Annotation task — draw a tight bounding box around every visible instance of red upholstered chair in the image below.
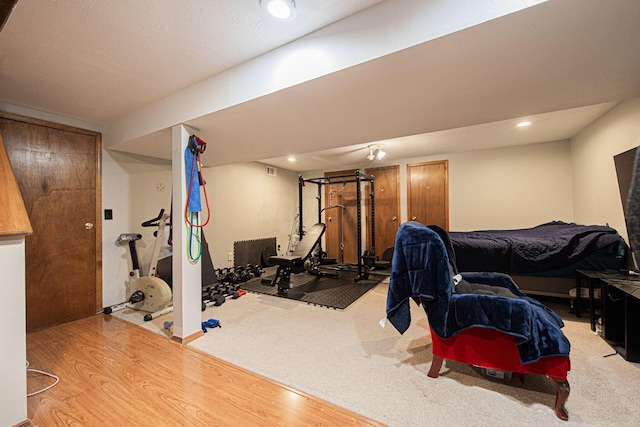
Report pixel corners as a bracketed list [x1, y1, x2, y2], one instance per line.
[428, 327, 570, 420]
[386, 222, 571, 421]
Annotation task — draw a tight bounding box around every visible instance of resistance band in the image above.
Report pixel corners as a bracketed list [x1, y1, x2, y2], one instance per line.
[184, 134, 211, 261]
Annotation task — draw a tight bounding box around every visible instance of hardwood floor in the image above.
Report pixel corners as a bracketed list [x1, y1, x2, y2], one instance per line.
[26, 315, 385, 426]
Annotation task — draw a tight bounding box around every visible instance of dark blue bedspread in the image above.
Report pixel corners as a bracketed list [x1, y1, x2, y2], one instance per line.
[386, 222, 570, 364]
[449, 221, 624, 275]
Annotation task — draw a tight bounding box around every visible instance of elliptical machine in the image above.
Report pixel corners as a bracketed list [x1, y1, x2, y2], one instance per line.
[104, 209, 173, 321]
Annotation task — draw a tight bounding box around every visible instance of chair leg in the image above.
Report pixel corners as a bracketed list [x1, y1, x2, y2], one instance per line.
[551, 377, 570, 421]
[428, 355, 444, 378]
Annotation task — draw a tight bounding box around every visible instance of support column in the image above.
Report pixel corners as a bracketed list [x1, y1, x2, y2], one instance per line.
[171, 124, 203, 343]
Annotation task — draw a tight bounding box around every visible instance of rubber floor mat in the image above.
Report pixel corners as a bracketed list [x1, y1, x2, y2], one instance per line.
[241, 268, 384, 309]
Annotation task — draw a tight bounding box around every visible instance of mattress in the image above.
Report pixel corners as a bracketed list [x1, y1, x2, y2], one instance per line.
[449, 221, 625, 277]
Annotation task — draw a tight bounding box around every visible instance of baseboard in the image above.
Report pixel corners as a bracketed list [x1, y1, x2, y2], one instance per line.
[171, 329, 204, 345]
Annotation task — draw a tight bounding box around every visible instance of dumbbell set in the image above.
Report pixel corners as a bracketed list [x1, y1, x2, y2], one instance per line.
[203, 282, 241, 302]
[216, 264, 264, 284]
[201, 264, 263, 310]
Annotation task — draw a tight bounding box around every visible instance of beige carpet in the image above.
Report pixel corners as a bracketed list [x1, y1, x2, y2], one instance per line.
[113, 279, 640, 426]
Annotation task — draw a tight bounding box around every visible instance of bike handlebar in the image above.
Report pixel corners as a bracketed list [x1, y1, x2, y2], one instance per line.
[141, 209, 169, 227]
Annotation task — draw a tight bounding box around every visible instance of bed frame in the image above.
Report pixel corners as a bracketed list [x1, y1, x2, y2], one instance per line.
[511, 275, 576, 299]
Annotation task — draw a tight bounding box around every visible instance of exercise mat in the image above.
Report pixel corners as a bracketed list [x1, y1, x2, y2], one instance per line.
[241, 268, 384, 310]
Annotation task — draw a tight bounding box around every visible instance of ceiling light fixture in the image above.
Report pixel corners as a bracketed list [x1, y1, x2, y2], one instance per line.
[367, 144, 386, 161]
[517, 121, 532, 127]
[261, 0, 297, 22]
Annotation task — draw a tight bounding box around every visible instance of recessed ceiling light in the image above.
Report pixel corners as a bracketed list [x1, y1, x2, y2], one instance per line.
[287, 156, 296, 162]
[517, 121, 532, 127]
[261, 0, 297, 22]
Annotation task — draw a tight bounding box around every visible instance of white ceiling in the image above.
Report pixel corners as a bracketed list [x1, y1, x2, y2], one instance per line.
[1, 0, 640, 173]
[0, 0, 384, 123]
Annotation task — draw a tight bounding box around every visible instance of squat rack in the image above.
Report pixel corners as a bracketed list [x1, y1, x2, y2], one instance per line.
[297, 170, 375, 281]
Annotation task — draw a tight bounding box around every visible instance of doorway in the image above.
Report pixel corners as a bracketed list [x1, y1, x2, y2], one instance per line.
[0, 112, 102, 331]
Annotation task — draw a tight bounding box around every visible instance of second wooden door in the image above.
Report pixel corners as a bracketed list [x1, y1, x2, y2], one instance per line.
[365, 165, 400, 259]
[407, 160, 449, 230]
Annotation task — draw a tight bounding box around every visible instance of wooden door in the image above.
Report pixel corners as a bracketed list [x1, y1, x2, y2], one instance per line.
[0, 112, 101, 331]
[407, 160, 449, 230]
[365, 165, 400, 258]
[323, 170, 359, 264]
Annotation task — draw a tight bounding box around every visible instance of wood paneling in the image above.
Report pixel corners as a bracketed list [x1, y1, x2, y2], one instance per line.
[0, 133, 32, 236]
[27, 316, 385, 427]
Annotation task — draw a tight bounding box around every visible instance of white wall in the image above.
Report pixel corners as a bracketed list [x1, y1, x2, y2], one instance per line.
[571, 98, 640, 244]
[447, 141, 574, 230]
[0, 237, 28, 427]
[102, 149, 134, 307]
[201, 162, 299, 266]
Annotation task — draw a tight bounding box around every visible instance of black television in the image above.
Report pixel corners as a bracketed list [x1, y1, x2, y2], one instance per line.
[614, 145, 640, 272]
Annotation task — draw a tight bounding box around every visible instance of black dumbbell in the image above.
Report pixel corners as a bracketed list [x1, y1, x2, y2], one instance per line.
[220, 284, 240, 299]
[203, 293, 226, 307]
[252, 264, 264, 277]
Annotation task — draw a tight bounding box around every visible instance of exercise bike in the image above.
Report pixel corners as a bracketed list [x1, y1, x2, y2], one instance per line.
[104, 210, 173, 321]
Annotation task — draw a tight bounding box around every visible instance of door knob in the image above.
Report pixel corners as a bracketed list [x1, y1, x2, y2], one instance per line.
[411, 216, 417, 221]
[392, 216, 397, 221]
[84, 222, 94, 230]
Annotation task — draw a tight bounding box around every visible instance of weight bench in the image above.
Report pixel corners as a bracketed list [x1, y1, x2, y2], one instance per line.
[264, 223, 326, 294]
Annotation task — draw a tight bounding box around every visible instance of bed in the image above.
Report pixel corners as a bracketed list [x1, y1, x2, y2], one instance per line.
[448, 221, 627, 298]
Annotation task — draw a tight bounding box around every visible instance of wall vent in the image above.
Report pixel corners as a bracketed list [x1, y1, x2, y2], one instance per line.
[265, 165, 277, 177]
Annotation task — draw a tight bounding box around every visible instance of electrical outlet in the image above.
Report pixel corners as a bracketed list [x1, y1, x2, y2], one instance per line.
[228, 252, 233, 261]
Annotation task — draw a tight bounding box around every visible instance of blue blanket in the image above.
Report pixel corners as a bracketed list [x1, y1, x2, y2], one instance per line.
[449, 221, 624, 274]
[386, 222, 570, 364]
